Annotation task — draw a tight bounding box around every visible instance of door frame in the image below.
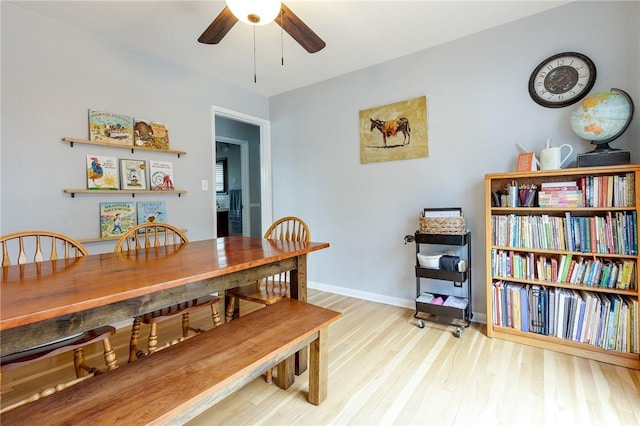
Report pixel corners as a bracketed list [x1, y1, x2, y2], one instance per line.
[211, 105, 272, 237]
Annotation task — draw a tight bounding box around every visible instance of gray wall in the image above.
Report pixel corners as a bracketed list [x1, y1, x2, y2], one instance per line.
[2, 2, 638, 322]
[0, 3, 269, 253]
[268, 1, 639, 318]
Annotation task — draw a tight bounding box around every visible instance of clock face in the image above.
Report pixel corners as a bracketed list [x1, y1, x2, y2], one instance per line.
[528, 52, 596, 108]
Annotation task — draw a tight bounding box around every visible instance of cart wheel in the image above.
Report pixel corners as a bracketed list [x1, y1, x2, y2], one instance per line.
[455, 327, 462, 338]
[418, 319, 425, 329]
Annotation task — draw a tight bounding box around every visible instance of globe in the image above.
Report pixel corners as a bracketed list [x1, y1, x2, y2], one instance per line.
[570, 88, 634, 151]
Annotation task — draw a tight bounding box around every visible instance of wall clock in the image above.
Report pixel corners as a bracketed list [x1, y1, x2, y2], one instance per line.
[528, 52, 596, 108]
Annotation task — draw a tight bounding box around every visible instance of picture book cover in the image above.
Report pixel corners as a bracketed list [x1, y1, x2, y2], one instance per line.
[133, 118, 154, 148]
[149, 160, 174, 190]
[119, 159, 147, 190]
[516, 152, 537, 171]
[87, 155, 120, 190]
[99, 201, 136, 238]
[137, 201, 167, 226]
[150, 122, 170, 150]
[88, 109, 134, 146]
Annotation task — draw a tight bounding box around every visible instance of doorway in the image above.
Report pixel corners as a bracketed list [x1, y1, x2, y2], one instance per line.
[216, 137, 249, 236]
[212, 106, 272, 237]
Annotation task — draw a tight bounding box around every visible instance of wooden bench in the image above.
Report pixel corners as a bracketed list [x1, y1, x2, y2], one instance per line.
[1, 299, 341, 425]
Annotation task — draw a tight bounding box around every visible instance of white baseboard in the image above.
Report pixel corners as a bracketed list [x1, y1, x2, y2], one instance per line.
[308, 280, 486, 324]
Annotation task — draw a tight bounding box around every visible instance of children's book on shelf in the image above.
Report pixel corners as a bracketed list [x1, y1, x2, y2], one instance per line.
[119, 159, 147, 190]
[136, 201, 167, 230]
[516, 152, 537, 172]
[150, 122, 170, 150]
[149, 160, 174, 190]
[99, 201, 136, 238]
[87, 155, 119, 190]
[88, 109, 134, 146]
[133, 118, 154, 148]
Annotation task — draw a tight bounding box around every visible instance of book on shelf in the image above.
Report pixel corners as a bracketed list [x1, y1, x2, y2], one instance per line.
[150, 122, 170, 150]
[88, 109, 133, 146]
[620, 260, 635, 289]
[516, 152, 537, 172]
[511, 287, 522, 331]
[133, 118, 154, 148]
[529, 285, 547, 335]
[99, 201, 136, 238]
[540, 181, 578, 189]
[149, 160, 174, 190]
[136, 200, 167, 228]
[547, 287, 556, 336]
[87, 155, 119, 190]
[555, 288, 566, 338]
[629, 297, 639, 353]
[574, 291, 587, 342]
[502, 282, 510, 326]
[520, 285, 529, 333]
[582, 291, 597, 344]
[119, 159, 147, 190]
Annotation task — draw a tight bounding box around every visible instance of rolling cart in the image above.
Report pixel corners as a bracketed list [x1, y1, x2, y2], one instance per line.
[405, 230, 472, 337]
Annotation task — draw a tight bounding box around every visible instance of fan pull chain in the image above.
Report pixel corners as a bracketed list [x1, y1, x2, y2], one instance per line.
[280, 8, 284, 66]
[253, 25, 257, 83]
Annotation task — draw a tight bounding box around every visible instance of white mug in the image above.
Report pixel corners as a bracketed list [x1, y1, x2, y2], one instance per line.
[539, 144, 573, 170]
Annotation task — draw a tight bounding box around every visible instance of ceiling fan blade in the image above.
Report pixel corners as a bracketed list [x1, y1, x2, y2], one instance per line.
[198, 5, 239, 44]
[275, 3, 326, 53]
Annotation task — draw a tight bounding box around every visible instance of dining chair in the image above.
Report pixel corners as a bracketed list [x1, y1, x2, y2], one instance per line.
[0, 231, 118, 378]
[114, 223, 222, 362]
[224, 216, 310, 383]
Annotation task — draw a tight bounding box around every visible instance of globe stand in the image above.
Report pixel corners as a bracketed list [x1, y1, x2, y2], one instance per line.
[577, 147, 630, 167]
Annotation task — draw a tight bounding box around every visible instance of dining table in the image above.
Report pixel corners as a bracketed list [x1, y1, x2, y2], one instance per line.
[0, 236, 329, 375]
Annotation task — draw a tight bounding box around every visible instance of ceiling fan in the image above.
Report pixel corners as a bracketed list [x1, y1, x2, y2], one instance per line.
[198, 1, 326, 54]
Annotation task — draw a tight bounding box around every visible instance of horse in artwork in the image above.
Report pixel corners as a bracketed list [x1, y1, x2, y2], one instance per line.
[370, 117, 411, 147]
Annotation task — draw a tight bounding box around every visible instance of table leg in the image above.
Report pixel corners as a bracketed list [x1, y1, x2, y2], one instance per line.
[290, 254, 308, 375]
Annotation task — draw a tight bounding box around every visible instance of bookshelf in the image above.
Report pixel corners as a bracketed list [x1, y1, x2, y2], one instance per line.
[485, 165, 640, 369]
[63, 137, 187, 157]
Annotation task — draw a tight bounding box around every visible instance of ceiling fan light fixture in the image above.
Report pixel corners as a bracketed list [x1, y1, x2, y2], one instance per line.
[225, 0, 281, 26]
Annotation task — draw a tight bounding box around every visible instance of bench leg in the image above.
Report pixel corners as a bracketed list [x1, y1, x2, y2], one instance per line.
[308, 328, 328, 405]
[295, 347, 308, 376]
[273, 354, 295, 390]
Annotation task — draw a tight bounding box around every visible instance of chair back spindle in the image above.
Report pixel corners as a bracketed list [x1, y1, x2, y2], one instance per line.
[262, 217, 310, 291]
[0, 231, 88, 267]
[114, 223, 188, 252]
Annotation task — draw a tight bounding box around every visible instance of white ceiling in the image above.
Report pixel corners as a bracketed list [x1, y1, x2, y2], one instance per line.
[10, 0, 571, 97]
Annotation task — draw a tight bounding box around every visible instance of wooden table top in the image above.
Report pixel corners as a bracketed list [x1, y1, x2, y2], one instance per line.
[0, 236, 329, 331]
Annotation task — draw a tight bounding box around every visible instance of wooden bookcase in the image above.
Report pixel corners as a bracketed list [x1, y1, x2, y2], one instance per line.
[485, 164, 640, 369]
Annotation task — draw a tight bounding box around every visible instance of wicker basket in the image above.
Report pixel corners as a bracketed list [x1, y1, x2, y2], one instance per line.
[419, 215, 466, 235]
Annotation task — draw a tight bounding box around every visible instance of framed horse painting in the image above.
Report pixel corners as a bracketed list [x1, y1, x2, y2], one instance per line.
[359, 95, 428, 164]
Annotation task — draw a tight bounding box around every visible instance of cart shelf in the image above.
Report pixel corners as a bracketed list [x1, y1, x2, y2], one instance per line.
[411, 230, 472, 337]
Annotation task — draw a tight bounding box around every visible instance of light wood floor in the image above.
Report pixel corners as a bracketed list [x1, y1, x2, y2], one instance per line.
[2, 289, 640, 425]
